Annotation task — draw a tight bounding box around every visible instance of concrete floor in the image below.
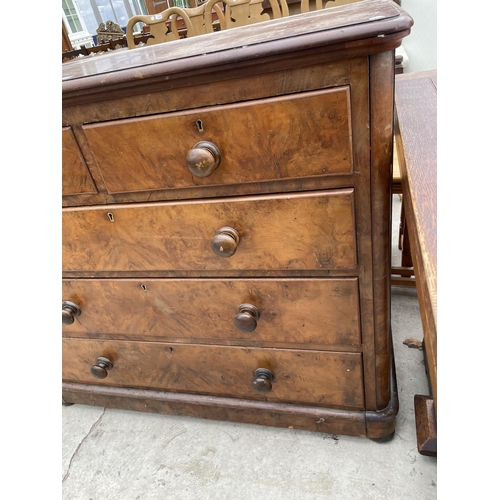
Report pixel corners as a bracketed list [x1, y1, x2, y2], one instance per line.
[62, 195, 437, 499]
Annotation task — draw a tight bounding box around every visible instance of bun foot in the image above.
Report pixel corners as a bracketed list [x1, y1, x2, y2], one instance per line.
[369, 431, 395, 443]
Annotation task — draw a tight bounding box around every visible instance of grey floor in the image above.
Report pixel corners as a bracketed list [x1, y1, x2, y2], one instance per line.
[62, 195, 437, 499]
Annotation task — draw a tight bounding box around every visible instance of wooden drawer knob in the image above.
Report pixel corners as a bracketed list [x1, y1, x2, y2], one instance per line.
[252, 368, 274, 393]
[90, 357, 114, 379]
[62, 300, 81, 325]
[234, 303, 260, 332]
[210, 226, 240, 257]
[186, 141, 221, 178]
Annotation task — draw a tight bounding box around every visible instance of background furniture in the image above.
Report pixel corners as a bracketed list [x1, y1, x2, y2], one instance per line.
[390, 143, 416, 287]
[96, 20, 125, 44]
[394, 69, 437, 456]
[62, 0, 412, 440]
[126, 0, 362, 48]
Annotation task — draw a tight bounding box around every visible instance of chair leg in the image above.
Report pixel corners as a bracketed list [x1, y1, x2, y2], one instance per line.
[401, 210, 413, 268]
[398, 197, 405, 250]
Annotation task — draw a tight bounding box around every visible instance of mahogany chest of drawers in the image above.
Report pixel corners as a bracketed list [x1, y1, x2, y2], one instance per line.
[62, 0, 412, 440]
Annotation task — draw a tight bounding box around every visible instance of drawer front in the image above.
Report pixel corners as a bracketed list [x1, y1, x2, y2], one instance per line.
[62, 278, 361, 346]
[63, 189, 357, 272]
[84, 87, 353, 194]
[62, 339, 365, 409]
[62, 128, 96, 196]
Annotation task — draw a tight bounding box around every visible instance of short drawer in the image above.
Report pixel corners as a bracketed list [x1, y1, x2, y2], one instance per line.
[62, 189, 357, 273]
[62, 339, 365, 409]
[62, 128, 96, 196]
[62, 277, 361, 347]
[83, 87, 353, 194]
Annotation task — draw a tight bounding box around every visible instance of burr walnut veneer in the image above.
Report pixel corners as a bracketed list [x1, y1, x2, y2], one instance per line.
[62, 0, 412, 440]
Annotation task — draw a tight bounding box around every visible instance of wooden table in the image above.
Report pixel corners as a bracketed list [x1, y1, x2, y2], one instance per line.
[394, 69, 437, 456]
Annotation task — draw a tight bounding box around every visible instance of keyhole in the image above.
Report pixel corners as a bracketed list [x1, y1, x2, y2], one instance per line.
[196, 119, 204, 133]
[141, 284, 147, 291]
[107, 212, 114, 222]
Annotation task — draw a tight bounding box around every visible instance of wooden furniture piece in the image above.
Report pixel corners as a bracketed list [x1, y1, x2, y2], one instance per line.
[126, 0, 361, 47]
[96, 20, 125, 45]
[126, 3, 213, 47]
[62, 35, 154, 62]
[62, 0, 412, 441]
[144, 0, 198, 15]
[390, 142, 416, 287]
[394, 69, 437, 456]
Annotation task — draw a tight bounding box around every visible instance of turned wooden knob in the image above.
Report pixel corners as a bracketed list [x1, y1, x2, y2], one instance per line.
[62, 300, 81, 325]
[234, 303, 260, 332]
[186, 141, 221, 178]
[90, 357, 114, 379]
[210, 226, 240, 257]
[252, 368, 274, 393]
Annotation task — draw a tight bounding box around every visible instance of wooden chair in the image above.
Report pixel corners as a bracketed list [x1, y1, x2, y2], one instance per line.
[202, 0, 360, 31]
[202, 0, 289, 32]
[391, 137, 416, 287]
[126, 4, 219, 48]
[126, 0, 362, 48]
[126, 0, 288, 48]
[96, 20, 125, 45]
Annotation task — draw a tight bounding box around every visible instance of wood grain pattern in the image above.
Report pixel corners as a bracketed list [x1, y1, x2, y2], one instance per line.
[396, 71, 437, 324]
[61, 57, 354, 127]
[62, 1, 411, 106]
[62, 128, 96, 196]
[368, 50, 394, 409]
[62, 277, 361, 346]
[61, 1, 413, 435]
[61, 174, 357, 209]
[62, 382, 367, 436]
[345, 55, 378, 409]
[71, 125, 109, 193]
[414, 394, 437, 456]
[62, 339, 365, 409]
[84, 87, 353, 194]
[395, 70, 436, 415]
[365, 352, 398, 439]
[63, 31, 410, 110]
[62, 189, 357, 273]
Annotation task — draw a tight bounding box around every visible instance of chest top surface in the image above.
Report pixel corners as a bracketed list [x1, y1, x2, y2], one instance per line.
[62, 0, 412, 106]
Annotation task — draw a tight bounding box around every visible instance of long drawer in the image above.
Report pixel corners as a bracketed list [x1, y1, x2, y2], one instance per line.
[62, 339, 365, 409]
[83, 87, 353, 194]
[62, 277, 361, 346]
[62, 189, 357, 273]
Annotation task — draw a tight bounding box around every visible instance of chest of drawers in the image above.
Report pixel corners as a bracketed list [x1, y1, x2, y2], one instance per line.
[62, 0, 412, 440]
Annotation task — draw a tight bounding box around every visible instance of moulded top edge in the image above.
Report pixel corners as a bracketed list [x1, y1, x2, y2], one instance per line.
[62, 0, 413, 87]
